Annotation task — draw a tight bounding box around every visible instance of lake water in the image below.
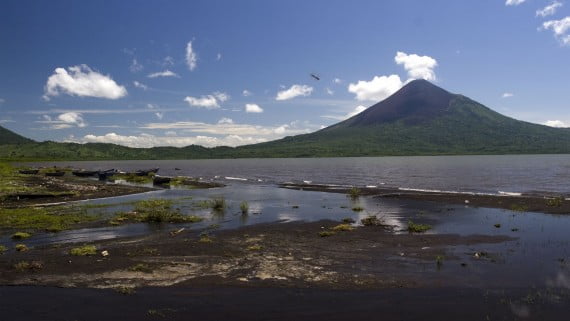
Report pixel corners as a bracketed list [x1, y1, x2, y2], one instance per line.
[29, 154, 570, 195]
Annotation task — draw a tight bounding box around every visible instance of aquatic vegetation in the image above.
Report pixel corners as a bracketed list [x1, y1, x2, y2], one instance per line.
[109, 173, 154, 184]
[318, 231, 336, 237]
[115, 199, 204, 224]
[436, 255, 444, 268]
[69, 245, 97, 256]
[331, 224, 354, 232]
[352, 206, 364, 212]
[342, 217, 356, 224]
[546, 196, 564, 207]
[211, 197, 226, 211]
[0, 245, 6, 254]
[128, 263, 153, 273]
[11, 232, 31, 239]
[494, 223, 501, 228]
[510, 203, 529, 212]
[348, 186, 361, 199]
[292, 205, 299, 209]
[407, 220, 431, 233]
[240, 201, 249, 214]
[15, 244, 29, 252]
[361, 215, 383, 226]
[13, 261, 43, 272]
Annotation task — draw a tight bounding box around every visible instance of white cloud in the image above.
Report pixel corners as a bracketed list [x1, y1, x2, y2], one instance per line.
[147, 70, 179, 78]
[216, 53, 222, 61]
[275, 84, 313, 101]
[242, 89, 252, 97]
[506, 0, 525, 6]
[245, 103, 263, 113]
[218, 117, 234, 124]
[163, 56, 175, 66]
[348, 51, 438, 102]
[502, 92, 514, 98]
[183, 91, 229, 109]
[0, 98, 4, 104]
[213, 91, 230, 102]
[544, 120, 567, 127]
[129, 58, 143, 73]
[325, 88, 334, 95]
[542, 16, 570, 45]
[348, 75, 403, 102]
[155, 112, 164, 120]
[133, 81, 148, 90]
[186, 41, 197, 71]
[147, 103, 158, 109]
[333, 78, 342, 84]
[394, 51, 438, 81]
[184, 95, 219, 109]
[537, 1, 563, 17]
[38, 112, 87, 129]
[165, 131, 177, 136]
[43, 65, 127, 100]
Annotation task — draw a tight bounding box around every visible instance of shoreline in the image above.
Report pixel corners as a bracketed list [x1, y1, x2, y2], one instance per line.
[280, 183, 570, 214]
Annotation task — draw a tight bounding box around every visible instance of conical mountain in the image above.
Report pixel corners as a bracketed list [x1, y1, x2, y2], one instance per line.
[235, 79, 570, 156]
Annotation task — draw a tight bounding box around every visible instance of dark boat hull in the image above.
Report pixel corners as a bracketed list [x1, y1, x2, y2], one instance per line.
[45, 171, 65, 177]
[19, 169, 39, 175]
[153, 176, 171, 185]
[72, 170, 98, 177]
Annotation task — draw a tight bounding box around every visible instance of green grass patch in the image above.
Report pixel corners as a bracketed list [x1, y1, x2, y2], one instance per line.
[352, 206, 364, 212]
[361, 215, 383, 226]
[13, 261, 43, 272]
[0, 205, 98, 231]
[331, 224, 354, 232]
[111, 199, 204, 224]
[347, 187, 361, 199]
[0, 245, 7, 254]
[70, 245, 97, 256]
[11, 232, 31, 239]
[318, 231, 336, 237]
[510, 203, 529, 212]
[246, 244, 262, 251]
[198, 234, 213, 243]
[15, 244, 29, 252]
[109, 173, 154, 184]
[407, 220, 432, 233]
[128, 263, 153, 273]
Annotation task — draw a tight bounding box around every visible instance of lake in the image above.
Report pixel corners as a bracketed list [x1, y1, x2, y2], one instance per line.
[29, 154, 570, 195]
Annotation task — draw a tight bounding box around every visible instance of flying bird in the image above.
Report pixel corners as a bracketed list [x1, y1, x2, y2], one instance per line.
[310, 73, 320, 81]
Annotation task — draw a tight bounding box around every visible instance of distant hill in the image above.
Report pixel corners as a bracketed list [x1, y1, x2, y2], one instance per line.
[232, 80, 570, 157]
[0, 126, 34, 145]
[1, 79, 570, 160]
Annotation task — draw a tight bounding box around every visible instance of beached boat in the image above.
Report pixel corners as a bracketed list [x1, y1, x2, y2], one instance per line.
[153, 175, 171, 185]
[97, 169, 118, 181]
[18, 169, 39, 175]
[45, 171, 65, 177]
[135, 168, 159, 176]
[72, 170, 98, 177]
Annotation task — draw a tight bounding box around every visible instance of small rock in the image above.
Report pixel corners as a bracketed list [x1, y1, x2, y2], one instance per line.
[101, 250, 109, 257]
[237, 277, 249, 282]
[464, 200, 470, 204]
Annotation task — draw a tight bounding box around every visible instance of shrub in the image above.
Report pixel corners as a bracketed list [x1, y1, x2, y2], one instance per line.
[15, 244, 28, 252]
[361, 215, 382, 226]
[348, 187, 361, 199]
[70, 245, 97, 256]
[331, 224, 354, 232]
[407, 220, 431, 233]
[318, 231, 336, 237]
[211, 197, 226, 211]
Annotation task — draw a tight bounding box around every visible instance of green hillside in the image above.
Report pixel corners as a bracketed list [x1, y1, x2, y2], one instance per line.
[0, 126, 34, 145]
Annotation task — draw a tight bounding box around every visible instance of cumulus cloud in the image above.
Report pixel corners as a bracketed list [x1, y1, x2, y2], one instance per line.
[184, 92, 229, 109]
[38, 112, 87, 129]
[129, 58, 143, 73]
[133, 81, 148, 90]
[275, 84, 313, 101]
[43, 65, 127, 100]
[502, 92, 514, 98]
[218, 117, 234, 124]
[147, 70, 179, 78]
[348, 75, 403, 102]
[245, 103, 263, 113]
[155, 112, 164, 120]
[506, 0, 525, 6]
[186, 41, 197, 71]
[542, 17, 570, 45]
[394, 51, 438, 81]
[537, 1, 563, 17]
[544, 120, 567, 127]
[322, 105, 367, 121]
[242, 89, 252, 97]
[348, 51, 438, 102]
[333, 78, 342, 84]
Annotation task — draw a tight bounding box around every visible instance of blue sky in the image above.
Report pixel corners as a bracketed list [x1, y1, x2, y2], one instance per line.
[1, 0, 569, 147]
